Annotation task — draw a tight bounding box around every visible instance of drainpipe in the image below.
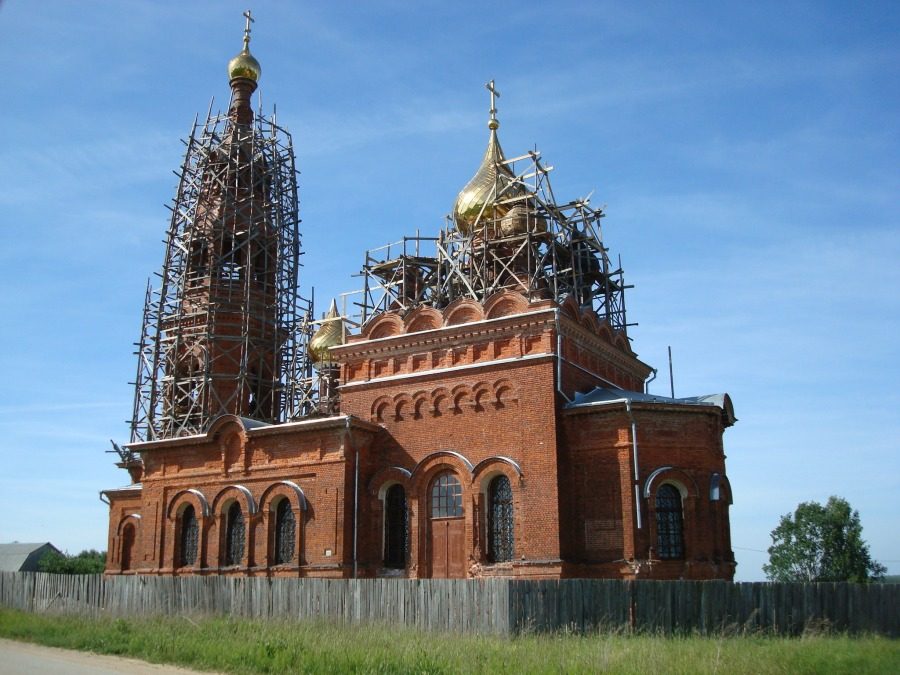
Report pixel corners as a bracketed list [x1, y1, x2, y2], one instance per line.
[345, 416, 359, 578]
[625, 400, 642, 530]
[99, 492, 110, 506]
[644, 368, 658, 395]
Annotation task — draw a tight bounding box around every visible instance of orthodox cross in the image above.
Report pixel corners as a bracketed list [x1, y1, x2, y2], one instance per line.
[486, 79, 500, 122]
[242, 9, 254, 49]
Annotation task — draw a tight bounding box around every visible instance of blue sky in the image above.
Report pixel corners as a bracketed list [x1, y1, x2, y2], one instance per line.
[0, 1, 897, 581]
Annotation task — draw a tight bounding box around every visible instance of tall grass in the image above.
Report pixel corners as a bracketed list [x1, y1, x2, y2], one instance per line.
[0, 608, 896, 674]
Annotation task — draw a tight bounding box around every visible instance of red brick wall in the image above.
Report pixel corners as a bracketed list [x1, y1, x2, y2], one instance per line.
[105, 293, 733, 581]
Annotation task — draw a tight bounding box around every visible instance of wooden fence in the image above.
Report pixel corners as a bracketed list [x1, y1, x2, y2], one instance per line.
[1, 573, 897, 636]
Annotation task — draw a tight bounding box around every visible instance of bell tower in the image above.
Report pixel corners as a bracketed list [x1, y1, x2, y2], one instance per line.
[130, 13, 312, 441]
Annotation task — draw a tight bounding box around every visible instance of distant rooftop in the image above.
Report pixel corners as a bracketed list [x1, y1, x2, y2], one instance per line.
[0, 542, 62, 572]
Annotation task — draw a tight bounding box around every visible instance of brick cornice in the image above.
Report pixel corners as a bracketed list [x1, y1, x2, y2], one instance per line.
[332, 308, 557, 361]
[556, 313, 653, 380]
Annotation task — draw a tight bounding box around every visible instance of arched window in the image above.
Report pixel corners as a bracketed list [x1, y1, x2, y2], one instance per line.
[179, 504, 199, 567]
[121, 522, 136, 571]
[656, 484, 684, 560]
[488, 475, 514, 562]
[430, 472, 463, 518]
[383, 485, 408, 569]
[224, 502, 245, 566]
[273, 498, 295, 565]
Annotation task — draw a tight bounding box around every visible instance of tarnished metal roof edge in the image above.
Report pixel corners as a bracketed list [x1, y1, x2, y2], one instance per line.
[565, 387, 736, 425]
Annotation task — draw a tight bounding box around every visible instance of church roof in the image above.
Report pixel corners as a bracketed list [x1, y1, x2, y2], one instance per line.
[566, 387, 736, 426]
[0, 542, 62, 572]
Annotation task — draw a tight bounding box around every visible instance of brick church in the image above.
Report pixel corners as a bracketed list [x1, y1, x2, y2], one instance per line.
[102, 17, 736, 580]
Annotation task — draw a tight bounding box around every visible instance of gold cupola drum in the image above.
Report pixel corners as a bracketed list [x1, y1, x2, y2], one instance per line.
[355, 80, 629, 337]
[309, 299, 345, 414]
[452, 81, 545, 239]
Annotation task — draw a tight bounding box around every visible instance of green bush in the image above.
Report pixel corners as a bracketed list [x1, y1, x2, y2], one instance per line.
[38, 549, 106, 574]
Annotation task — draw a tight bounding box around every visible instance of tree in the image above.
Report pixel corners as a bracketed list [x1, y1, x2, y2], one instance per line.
[38, 549, 106, 574]
[763, 496, 886, 583]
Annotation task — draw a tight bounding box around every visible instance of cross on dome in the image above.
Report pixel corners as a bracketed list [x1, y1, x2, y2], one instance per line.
[486, 79, 500, 130]
[242, 9, 254, 50]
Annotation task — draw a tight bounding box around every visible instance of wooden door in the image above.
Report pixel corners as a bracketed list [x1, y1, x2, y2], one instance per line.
[430, 518, 465, 578]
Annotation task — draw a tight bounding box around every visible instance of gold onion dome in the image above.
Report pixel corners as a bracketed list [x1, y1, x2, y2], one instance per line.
[309, 300, 345, 369]
[452, 81, 526, 237]
[228, 11, 262, 82]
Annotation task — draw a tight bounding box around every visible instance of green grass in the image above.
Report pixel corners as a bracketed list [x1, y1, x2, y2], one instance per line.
[0, 608, 896, 674]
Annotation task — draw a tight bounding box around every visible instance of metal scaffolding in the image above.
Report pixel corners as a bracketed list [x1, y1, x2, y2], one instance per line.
[352, 149, 632, 333]
[130, 103, 316, 442]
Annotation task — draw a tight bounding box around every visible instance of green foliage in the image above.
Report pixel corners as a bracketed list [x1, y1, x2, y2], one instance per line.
[1, 608, 898, 674]
[38, 549, 106, 575]
[764, 496, 886, 583]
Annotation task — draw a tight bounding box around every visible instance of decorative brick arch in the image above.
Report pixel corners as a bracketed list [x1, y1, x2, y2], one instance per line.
[443, 298, 484, 326]
[710, 472, 734, 503]
[472, 456, 524, 487]
[370, 396, 391, 423]
[492, 378, 519, 408]
[642, 466, 698, 500]
[410, 450, 475, 487]
[405, 306, 442, 333]
[430, 387, 451, 417]
[597, 321, 614, 344]
[115, 512, 143, 536]
[613, 331, 632, 354]
[363, 312, 404, 339]
[211, 484, 258, 516]
[259, 481, 308, 513]
[483, 290, 528, 319]
[472, 382, 491, 412]
[166, 488, 211, 519]
[207, 414, 250, 438]
[559, 295, 581, 320]
[451, 384, 472, 414]
[412, 391, 429, 419]
[368, 466, 413, 497]
[579, 310, 602, 334]
[393, 393, 413, 421]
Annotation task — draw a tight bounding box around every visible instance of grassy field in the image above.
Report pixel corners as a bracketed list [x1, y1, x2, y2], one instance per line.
[0, 608, 897, 674]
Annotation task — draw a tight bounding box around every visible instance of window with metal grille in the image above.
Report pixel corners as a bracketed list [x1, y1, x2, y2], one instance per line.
[224, 502, 245, 566]
[656, 484, 684, 559]
[488, 475, 514, 562]
[274, 498, 295, 565]
[383, 484, 408, 569]
[430, 473, 463, 518]
[179, 505, 199, 567]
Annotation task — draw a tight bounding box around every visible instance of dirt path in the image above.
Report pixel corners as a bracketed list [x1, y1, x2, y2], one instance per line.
[0, 638, 219, 674]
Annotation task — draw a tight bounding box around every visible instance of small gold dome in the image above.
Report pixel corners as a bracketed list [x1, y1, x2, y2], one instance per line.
[499, 203, 548, 237]
[228, 48, 261, 82]
[452, 126, 524, 236]
[309, 300, 345, 369]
